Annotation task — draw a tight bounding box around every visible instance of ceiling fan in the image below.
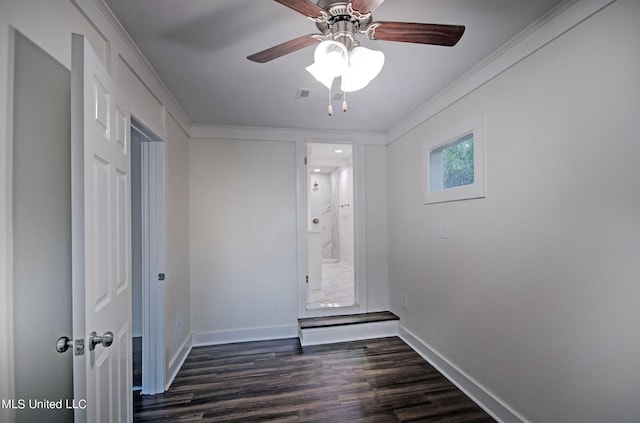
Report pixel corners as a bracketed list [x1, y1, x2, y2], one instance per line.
[248, 0, 465, 114]
[248, 0, 465, 63]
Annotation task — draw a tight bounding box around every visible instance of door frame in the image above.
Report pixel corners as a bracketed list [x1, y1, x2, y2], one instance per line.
[0, 26, 17, 423]
[131, 118, 166, 395]
[296, 138, 367, 318]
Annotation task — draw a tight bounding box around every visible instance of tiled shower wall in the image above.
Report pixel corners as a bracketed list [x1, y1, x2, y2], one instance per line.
[308, 172, 339, 260]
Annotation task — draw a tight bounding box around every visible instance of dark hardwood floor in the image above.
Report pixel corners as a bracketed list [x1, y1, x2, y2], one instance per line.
[133, 336, 495, 422]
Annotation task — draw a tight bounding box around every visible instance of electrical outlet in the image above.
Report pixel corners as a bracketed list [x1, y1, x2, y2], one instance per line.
[442, 224, 449, 239]
[402, 295, 408, 308]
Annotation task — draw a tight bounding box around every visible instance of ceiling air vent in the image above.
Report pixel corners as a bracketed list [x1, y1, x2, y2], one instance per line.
[298, 89, 310, 98]
[296, 88, 343, 102]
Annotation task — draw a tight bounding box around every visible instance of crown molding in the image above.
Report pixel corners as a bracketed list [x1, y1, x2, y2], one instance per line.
[91, 0, 192, 135]
[190, 123, 388, 145]
[386, 0, 617, 144]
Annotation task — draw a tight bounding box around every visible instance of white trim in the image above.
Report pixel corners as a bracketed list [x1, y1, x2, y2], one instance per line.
[137, 123, 167, 395]
[191, 324, 299, 347]
[132, 319, 142, 337]
[70, 33, 88, 423]
[190, 124, 387, 145]
[423, 114, 486, 204]
[152, 140, 166, 393]
[386, 0, 617, 144]
[0, 26, 16, 423]
[298, 139, 366, 319]
[398, 325, 526, 423]
[92, 0, 192, 135]
[296, 140, 308, 317]
[299, 320, 398, 346]
[165, 335, 192, 391]
[353, 142, 367, 311]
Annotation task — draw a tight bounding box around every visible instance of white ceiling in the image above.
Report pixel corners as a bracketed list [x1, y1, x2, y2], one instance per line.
[104, 0, 565, 133]
[308, 142, 352, 173]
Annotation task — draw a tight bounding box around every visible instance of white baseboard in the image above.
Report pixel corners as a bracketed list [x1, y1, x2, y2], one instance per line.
[299, 320, 398, 346]
[398, 325, 525, 423]
[165, 334, 192, 391]
[191, 324, 299, 347]
[132, 319, 142, 337]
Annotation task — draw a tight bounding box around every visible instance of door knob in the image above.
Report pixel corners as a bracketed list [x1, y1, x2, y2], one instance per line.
[89, 331, 114, 351]
[56, 336, 72, 353]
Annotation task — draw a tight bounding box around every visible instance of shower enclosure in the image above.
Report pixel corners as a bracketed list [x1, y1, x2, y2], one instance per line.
[306, 142, 354, 308]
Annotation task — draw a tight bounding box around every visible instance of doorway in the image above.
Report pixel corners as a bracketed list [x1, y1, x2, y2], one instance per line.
[130, 118, 166, 394]
[306, 142, 355, 309]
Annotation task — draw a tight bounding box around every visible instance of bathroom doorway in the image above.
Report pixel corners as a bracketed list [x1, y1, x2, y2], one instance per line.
[131, 118, 166, 394]
[306, 142, 355, 308]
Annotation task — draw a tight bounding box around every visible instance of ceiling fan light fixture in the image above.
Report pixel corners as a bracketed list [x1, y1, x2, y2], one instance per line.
[340, 66, 371, 92]
[350, 46, 385, 81]
[305, 62, 335, 89]
[313, 40, 349, 77]
[340, 46, 385, 92]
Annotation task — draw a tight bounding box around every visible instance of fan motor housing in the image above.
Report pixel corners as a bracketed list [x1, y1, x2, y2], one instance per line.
[315, 1, 372, 38]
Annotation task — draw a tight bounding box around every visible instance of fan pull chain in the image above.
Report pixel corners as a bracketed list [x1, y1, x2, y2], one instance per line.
[328, 88, 333, 116]
[342, 91, 347, 112]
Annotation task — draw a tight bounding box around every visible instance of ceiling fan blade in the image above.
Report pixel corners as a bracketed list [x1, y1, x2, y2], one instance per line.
[247, 34, 322, 63]
[367, 22, 465, 47]
[273, 0, 328, 20]
[349, 0, 385, 15]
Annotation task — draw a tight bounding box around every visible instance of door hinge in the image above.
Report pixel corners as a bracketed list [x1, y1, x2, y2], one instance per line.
[306, 275, 309, 284]
[304, 157, 307, 165]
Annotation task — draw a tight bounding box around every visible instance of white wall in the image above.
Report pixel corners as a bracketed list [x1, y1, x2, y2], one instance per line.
[364, 145, 389, 312]
[189, 138, 299, 343]
[387, 0, 640, 421]
[11, 30, 73, 423]
[187, 126, 391, 329]
[163, 115, 191, 378]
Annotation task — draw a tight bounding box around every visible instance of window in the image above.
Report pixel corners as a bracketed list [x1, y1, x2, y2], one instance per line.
[429, 133, 474, 192]
[424, 115, 485, 204]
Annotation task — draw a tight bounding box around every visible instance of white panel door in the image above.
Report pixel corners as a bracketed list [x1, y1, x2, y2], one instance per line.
[71, 33, 132, 422]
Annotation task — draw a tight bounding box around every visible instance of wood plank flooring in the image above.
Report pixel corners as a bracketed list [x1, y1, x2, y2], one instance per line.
[298, 311, 399, 329]
[133, 337, 495, 422]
